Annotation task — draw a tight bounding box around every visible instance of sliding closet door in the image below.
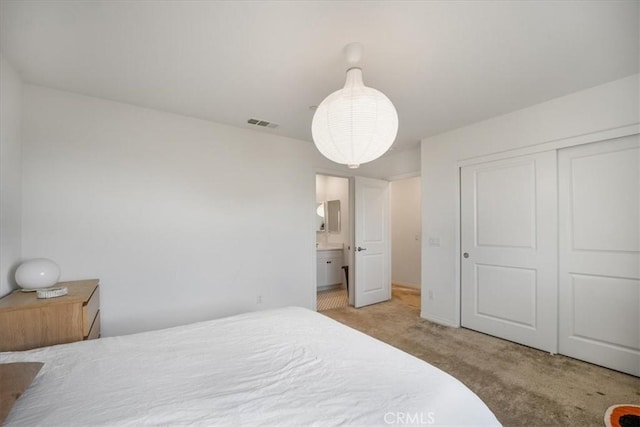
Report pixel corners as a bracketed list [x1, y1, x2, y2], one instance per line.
[461, 151, 558, 353]
[558, 135, 640, 376]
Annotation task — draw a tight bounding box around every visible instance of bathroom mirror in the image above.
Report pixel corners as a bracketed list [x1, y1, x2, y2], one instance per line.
[316, 202, 325, 232]
[326, 200, 341, 233]
[316, 200, 340, 233]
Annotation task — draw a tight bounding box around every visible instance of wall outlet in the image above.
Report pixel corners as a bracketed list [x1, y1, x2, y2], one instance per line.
[256, 295, 263, 304]
[428, 237, 440, 247]
[428, 290, 434, 300]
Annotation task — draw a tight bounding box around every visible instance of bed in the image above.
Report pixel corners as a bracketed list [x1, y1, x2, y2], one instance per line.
[0, 307, 500, 426]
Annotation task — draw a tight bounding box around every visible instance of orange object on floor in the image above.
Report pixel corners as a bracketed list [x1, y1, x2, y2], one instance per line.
[604, 404, 640, 427]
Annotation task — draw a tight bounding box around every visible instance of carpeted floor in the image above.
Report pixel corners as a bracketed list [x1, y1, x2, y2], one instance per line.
[321, 286, 640, 427]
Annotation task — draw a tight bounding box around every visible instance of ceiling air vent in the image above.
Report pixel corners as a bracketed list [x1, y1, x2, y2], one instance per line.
[247, 118, 279, 128]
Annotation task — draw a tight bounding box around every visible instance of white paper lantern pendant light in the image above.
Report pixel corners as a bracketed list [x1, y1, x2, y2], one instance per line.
[312, 42, 398, 169]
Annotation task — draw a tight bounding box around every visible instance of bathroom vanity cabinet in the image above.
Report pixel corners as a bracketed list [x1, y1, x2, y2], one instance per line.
[317, 249, 343, 289]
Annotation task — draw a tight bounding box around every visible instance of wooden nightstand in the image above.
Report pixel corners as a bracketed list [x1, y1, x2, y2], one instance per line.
[0, 279, 100, 351]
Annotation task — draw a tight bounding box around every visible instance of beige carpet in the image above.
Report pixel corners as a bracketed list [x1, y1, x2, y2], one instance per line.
[321, 286, 640, 427]
[317, 287, 348, 311]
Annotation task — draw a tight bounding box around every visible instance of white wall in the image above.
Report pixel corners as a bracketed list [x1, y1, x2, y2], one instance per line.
[420, 74, 640, 326]
[20, 85, 418, 336]
[0, 55, 22, 297]
[390, 176, 421, 288]
[355, 147, 421, 181]
[21, 85, 324, 336]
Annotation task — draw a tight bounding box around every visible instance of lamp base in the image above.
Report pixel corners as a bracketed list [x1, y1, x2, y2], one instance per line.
[36, 287, 68, 299]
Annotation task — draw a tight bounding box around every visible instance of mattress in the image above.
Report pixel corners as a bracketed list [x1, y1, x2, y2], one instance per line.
[0, 307, 500, 426]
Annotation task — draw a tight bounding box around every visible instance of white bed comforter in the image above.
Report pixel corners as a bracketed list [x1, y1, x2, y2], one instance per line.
[1, 307, 500, 426]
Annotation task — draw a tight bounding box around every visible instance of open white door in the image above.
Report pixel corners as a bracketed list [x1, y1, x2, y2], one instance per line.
[354, 176, 391, 308]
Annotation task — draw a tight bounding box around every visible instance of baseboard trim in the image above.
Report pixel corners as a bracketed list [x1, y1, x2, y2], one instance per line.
[392, 281, 420, 290]
[317, 284, 344, 293]
[421, 312, 459, 328]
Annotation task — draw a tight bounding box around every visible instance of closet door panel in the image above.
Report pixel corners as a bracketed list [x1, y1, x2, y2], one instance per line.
[461, 150, 558, 353]
[558, 134, 640, 376]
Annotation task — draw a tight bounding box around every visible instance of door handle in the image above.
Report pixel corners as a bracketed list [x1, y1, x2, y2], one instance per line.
[463, 252, 469, 258]
[356, 246, 367, 252]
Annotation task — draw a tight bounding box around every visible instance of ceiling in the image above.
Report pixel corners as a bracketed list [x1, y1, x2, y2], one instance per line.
[1, 1, 638, 154]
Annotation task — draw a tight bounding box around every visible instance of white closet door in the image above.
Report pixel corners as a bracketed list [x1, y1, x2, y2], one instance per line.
[558, 135, 640, 376]
[461, 151, 558, 353]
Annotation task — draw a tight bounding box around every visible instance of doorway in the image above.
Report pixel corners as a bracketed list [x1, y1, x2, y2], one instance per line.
[315, 174, 394, 310]
[316, 173, 413, 311]
[316, 174, 350, 310]
[390, 176, 422, 312]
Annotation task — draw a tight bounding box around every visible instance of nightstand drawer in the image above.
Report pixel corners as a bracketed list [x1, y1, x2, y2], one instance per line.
[83, 286, 100, 337]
